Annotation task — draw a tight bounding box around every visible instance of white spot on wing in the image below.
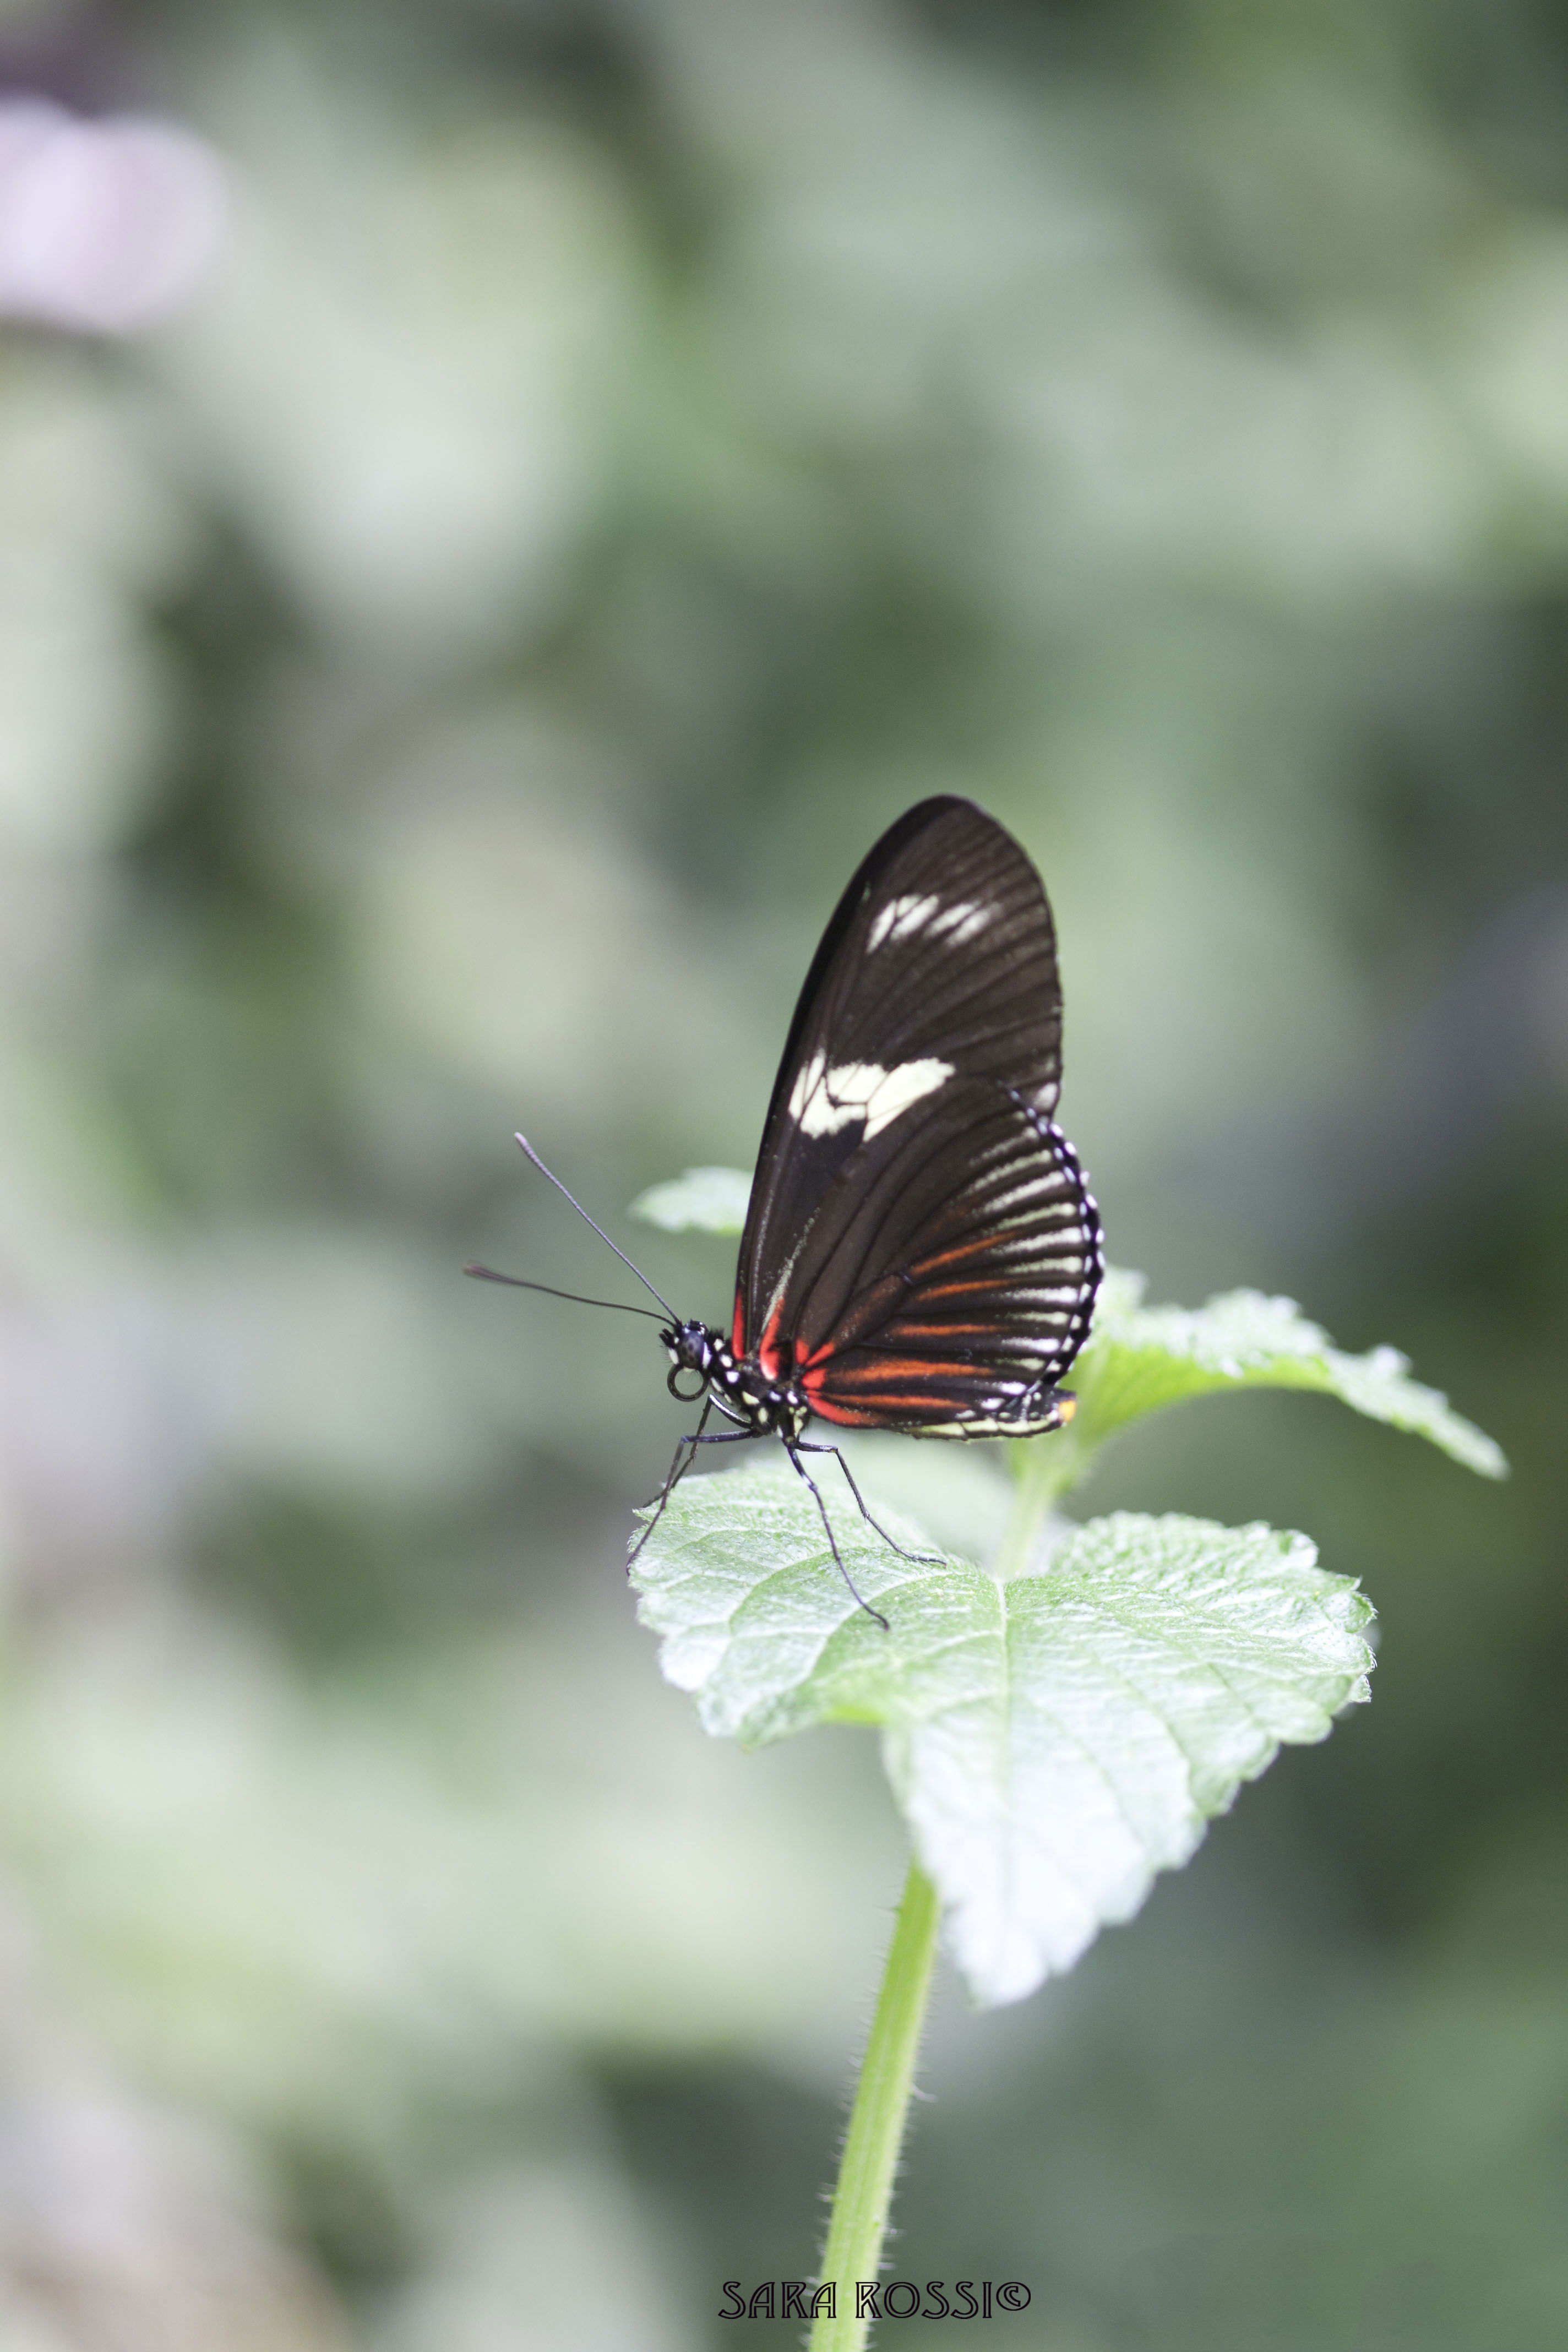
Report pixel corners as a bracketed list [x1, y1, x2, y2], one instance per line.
[867, 892, 940, 949]
[928, 900, 993, 945]
[787, 1049, 953, 1140]
[869, 894, 993, 951]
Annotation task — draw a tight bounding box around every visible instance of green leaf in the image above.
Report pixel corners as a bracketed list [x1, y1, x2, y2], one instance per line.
[1065, 1267, 1508, 1480]
[630, 1459, 1374, 2006]
[629, 1165, 751, 1234]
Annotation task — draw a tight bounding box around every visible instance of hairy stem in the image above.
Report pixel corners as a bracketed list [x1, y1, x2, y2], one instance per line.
[810, 1452, 1072, 2342]
[810, 1859, 941, 2349]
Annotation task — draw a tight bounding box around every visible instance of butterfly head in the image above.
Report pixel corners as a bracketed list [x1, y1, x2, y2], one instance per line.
[662, 1317, 718, 1402]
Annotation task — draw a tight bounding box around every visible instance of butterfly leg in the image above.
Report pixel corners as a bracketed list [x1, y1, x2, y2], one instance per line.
[793, 1441, 944, 1566]
[627, 1433, 698, 1564]
[628, 1402, 755, 1563]
[783, 1444, 891, 1632]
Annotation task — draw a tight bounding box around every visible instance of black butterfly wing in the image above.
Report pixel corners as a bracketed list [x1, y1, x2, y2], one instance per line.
[733, 797, 1102, 1433]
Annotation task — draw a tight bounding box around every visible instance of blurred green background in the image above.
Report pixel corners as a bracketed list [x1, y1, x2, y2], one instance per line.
[0, 1, 1564, 2345]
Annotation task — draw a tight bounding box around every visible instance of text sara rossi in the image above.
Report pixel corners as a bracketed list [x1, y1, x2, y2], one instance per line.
[720, 2280, 1032, 2320]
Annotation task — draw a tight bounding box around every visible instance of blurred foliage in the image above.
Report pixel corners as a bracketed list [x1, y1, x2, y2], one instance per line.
[0, 0, 1565, 2345]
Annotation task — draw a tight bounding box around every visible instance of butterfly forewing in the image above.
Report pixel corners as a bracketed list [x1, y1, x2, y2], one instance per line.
[733, 797, 1101, 1434]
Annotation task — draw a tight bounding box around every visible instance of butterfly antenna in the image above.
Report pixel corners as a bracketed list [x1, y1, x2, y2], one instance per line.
[463, 1266, 665, 1321]
[513, 1134, 678, 1319]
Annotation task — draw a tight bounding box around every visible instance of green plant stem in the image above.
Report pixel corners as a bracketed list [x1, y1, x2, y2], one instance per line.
[810, 1859, 941, 2349]
[993, 1428, 1080, 1578]
[810, 1456, 1072, 2344]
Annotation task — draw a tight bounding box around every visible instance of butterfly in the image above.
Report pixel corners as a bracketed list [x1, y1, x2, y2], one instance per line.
[471, 796, 1103, 1625]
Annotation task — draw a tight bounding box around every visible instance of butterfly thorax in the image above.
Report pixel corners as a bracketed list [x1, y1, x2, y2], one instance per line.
[661, 1319, 810, 1438]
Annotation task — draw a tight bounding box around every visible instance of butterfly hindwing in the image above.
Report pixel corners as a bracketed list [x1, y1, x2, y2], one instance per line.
[733, 797, 1101, 1431]
[790, 1081, 1099, 1434]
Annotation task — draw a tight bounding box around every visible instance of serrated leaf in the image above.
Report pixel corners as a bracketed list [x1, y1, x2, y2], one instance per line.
[1068, 1268, 1507, 1480]
[630, 1458, 1374, 2006]
[629, 1166, 752, 1234]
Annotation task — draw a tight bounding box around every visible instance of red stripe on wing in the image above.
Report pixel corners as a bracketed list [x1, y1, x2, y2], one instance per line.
[803, 1354, 992, 1427]
[754, 1301, 787, 1382]
[809, 1393, 965, 1420]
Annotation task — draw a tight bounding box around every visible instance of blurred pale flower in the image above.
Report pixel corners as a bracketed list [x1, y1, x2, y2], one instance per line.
[0, 99, 227, 333]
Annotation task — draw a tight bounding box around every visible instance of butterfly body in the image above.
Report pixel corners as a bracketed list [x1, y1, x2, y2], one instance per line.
[661, 1280, 1083, 1445]
[662, 1320, 812, 1436]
